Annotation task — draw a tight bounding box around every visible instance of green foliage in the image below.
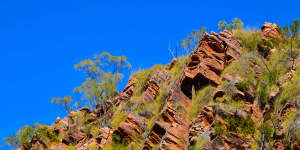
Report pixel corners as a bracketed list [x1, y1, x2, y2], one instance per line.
[74, 51, 131, 108]
[170, 56, 188, 82]
[181, 27, 206, 55]
[236, 81, 249, 91]
[141, 83, 169, 131]
[276, 67, 300, 108]
[284, 19, 299, 39]
[83, 120, 100, 138]
[218, 18, 243, 31]
[51, 95, 73, 113]
[111, 108, 128, 129]
[232, 29, 261, 52]
[51, 52, 131, 111]
[87, 143, 99, 150]
[66, 144, 76, 150]
[222, 53, 259, 86]
[218, 20, 227, 32]
[212, 122, 225, 136]
[231, 118, 255, 136]
[188, 136, 207, 150]
[4, 134, 18, 150]
[258, 123, 274, 140]
[102, 134, 127, 150]
[132, 64, 164, 95]
[213, 117, 255, 137]
[4, 123, 60, 149]
[222, 81, 238, 97]
[189, 86, 215, 120]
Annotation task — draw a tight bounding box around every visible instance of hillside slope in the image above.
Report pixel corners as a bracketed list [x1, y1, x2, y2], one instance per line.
[13, 22, 300, 150]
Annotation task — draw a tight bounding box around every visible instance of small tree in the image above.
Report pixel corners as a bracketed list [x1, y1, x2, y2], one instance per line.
[74, 51, 131, 108]
[284, 19, 299, 69]
[51, 95, 73, 113]
[218, 18, 244, 32]
[4, 134, 19, 150]
[181, 27, 206, 55]
[218, 20, 227, 32]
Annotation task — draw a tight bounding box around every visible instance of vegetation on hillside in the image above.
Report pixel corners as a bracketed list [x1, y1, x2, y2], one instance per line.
[4, 18, 300, 150]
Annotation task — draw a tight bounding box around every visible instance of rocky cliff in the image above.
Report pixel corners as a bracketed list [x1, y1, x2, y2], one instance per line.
[16, 22, 300, 150]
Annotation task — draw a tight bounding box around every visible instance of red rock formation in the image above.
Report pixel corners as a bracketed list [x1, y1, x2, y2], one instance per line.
[96, 127, 113, 148]
[189, 106, 214, 145]
[115, 113, 147, 140]
[261, 22, 283, 41]
[181, 30, 242, 98]
[205, 133, 252, 150]
[142, 69, 170, 104]
[143, 80, 190, 150]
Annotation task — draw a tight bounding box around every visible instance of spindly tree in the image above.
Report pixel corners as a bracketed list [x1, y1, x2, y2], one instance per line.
[4, 134, 19, 150]
[218, 18, 244, 32]
[181, 27, 206, 55]
[73, 51, 131, 108]
[51, 95, 73, 113]
[218, 20, 227, 32]
[284, 19, 299, 69]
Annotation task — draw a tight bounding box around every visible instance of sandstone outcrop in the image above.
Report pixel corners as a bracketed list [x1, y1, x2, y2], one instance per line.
[181, 30, 242, 98]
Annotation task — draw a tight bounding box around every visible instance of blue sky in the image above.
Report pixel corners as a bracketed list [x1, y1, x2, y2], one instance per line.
[0, 0, 299, 148]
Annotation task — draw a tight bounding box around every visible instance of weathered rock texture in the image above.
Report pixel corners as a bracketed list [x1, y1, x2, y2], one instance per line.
[17, 22, 300, 150]
[261, 22, 283, 41]
[181, 30, 242, 98]
[142, 69, 170, 104]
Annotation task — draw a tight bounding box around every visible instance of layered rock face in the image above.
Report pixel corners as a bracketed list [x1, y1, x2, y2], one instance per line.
[17, 22, 300, 150]
[181, 30, 242, 98]
[142, 69, 170, 104]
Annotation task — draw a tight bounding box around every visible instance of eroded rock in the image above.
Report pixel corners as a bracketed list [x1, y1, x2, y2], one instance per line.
[181, 31, 242, 98]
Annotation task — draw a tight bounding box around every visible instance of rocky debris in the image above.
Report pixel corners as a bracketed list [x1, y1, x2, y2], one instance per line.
[115, 113, 147, 140]
[49, 143, 67, 150]
[205, 133, 252, 150]
[96, 127, 113, 148]
[189, 106, 214, 145]
[76, 138, 98, 150]
[53, 117, 69, 133]
[142, 69, 170, 104]
[181, 30, 242, 98]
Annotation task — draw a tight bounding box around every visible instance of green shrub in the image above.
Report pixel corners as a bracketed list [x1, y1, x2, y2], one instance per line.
[189, 86, 215, 120]
[232, 29, 261, 53]
[111, 109, 128, 129]
[4, 123, 60, 149]
[66, 144, 76, 150]
[212, 122, 225, 136]
[275, 67, 300, 109]
[132, 64, 164, 96]
[170, 56, 188, 82]
[102, 134, 127, 150]
[236, 81, 249, 91]
[213, 117, 255, 137]
[258, 123, 274, 140]
[188, 136, 207, 150]
[87, 143, 99, 150]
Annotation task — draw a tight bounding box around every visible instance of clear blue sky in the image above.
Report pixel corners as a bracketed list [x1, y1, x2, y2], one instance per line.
[0, 0, 299, 148]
